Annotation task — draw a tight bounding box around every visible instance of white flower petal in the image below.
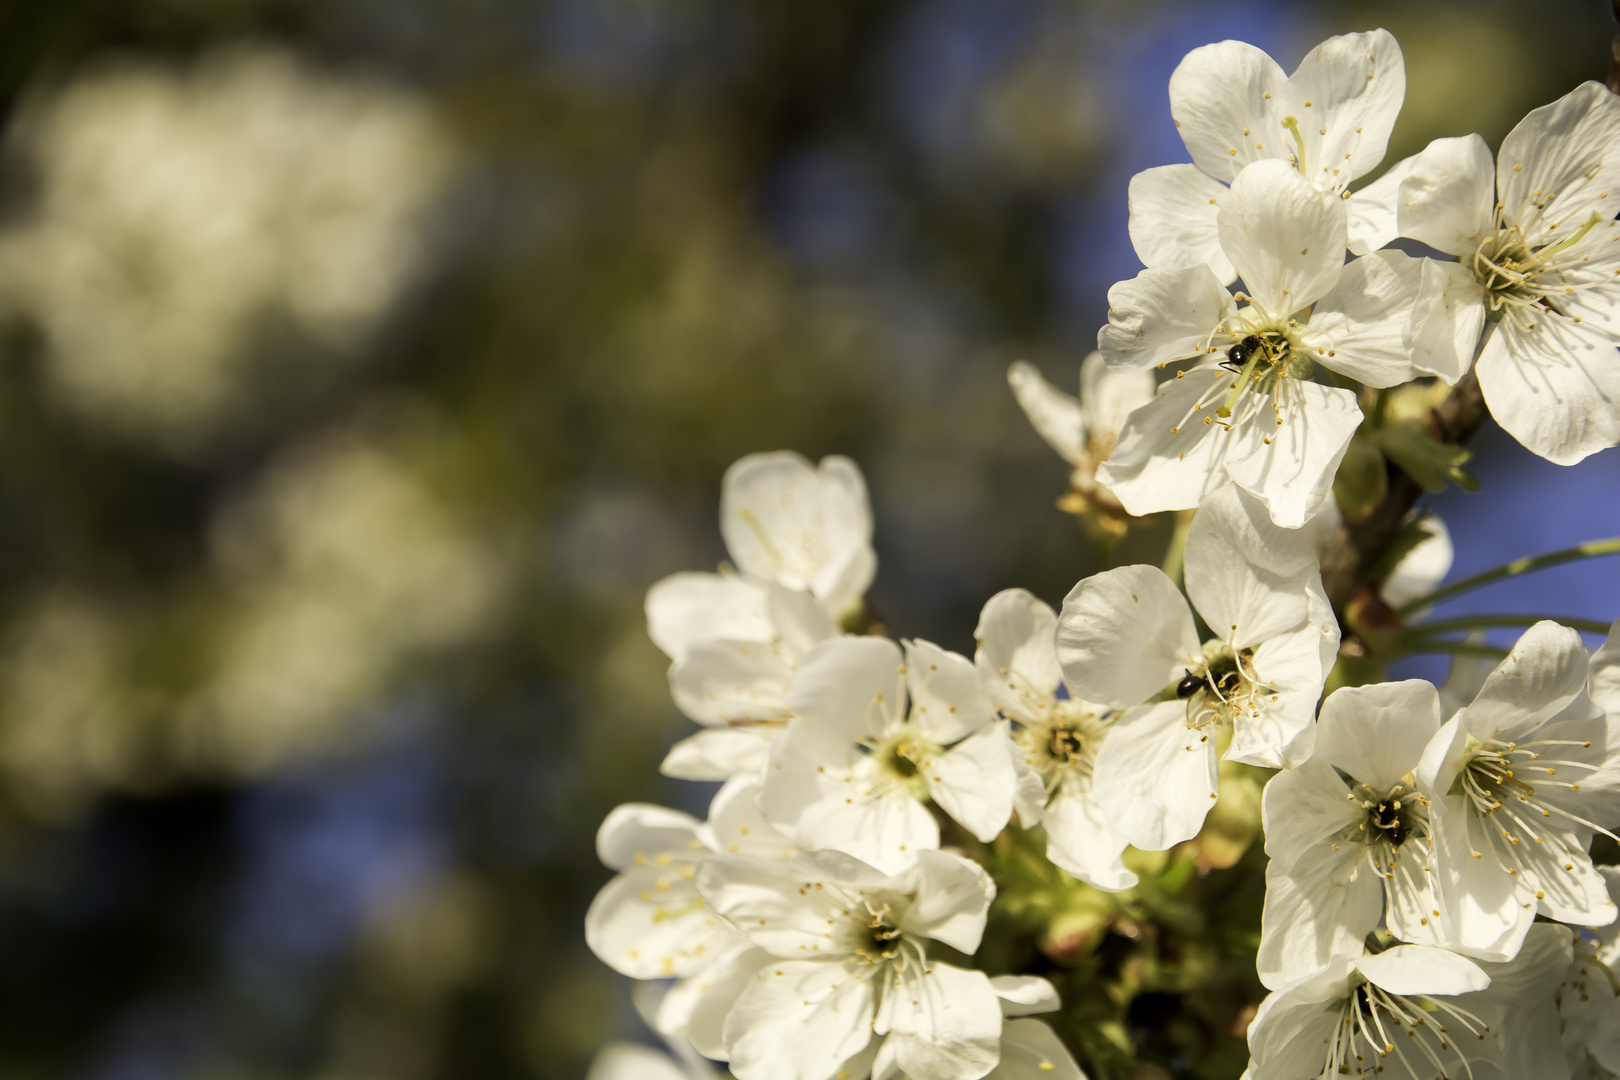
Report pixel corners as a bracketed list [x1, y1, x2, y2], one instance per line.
[1498, 81, 1620, 247]
[989, 977, 1061, 1017]
[646, 572, 771, 662]
[1080, 351, 1158, 444]
[1184, 483, 1316, 648]
[1258, 842, 1381, 991]
[1055, 564, 1199, 708]
[1280, 29, 1404, 186]
[662, 727, 774, 782]
[1246, 968, 1354, 1080]
[1590, 619, 1620, 717]
[1231, 605, 1336, 768]
[707, 776, 797, 859]
[986, 1020, 1084, 1080]
[1007, 361, 1085, 465]
[905, 638, 994, 745]
[1097, 265, 1238, 371]
[974, 589, 1062, 724]
[1476, 306, 1620, 466]
[876, 964, 1002, 1080]
[1223, 379, 1361, 529]
[597, 803, 706, 872]
[1091, 700, 1220, 850]
[658, 942, 771, 1061]
[1390, 134, 1497, 256]
[1427, 793, 1537, 960]
[669, 638, 794, 728]
[927, 726, 1017, 843]
[1460, 621, 1590, 744]
[720, 452, 876, 616]
[588, 1043, 703, 1080]
[787, 636, 906, 744]
[695, 854, 853, 957]
[1354, 945, 1490, 996]
[1217, 159, 1349, 318]
[1315, 680, 1442, 795]
[1167, 39, 1287, 182]
[586, 864, 738, 979]
[1345, 158, 1409, 255]
[1259, 756, 1360, 874]
[1042, 787, 1137, 892]
[1093, 368, 1235, 516]
[1300, 249, 1425, 388]
[723, 960, 875, 1080]
[898, 848, 996, 953]
[1126, 164, 1236, 283]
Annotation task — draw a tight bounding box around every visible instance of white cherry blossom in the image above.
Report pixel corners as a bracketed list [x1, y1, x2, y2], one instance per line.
[1354, 83, 1620, 464]
[721, 451, 877, 619]
[974, 588, 1135, 892]
[1007, 353, 1155, 522]
[1130, 30, 1405, 283]
[760, 636, 1017, 873]
[1247, 927, 1572, 1080]
[584, 777, 794, 1059]
[1055, 484, 1339, 849]
[1099, 159, 1424, 527]
[695, 847, 1008, 1080]
[1258, 680, 1450, 989]
[1416, 621, 1620, 962]
[644, 451, 876, 780]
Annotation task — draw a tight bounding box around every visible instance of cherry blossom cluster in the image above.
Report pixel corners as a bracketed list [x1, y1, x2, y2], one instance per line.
[583, 27, 1620, 1080]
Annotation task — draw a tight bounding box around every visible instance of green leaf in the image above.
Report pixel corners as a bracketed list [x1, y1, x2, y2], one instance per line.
[1332, 433, 1387, 523]
[1371, 422, 1475, 493]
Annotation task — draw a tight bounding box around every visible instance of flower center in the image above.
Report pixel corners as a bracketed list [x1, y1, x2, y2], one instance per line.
[1168, 321, 1315, 445]
[1319, 977, 1490, 1080]
[1174, 642, 1263, 735]
[840, 897, 929, 985]
[866, 726, 938, 800]
[1014, 701, 1109, 798]
[1454, 734, 1612, 883]
[1472, 206, 1607, 332]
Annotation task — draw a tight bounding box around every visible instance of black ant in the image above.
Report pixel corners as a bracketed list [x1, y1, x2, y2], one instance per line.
[1220, 334, 1264, 373]
[1373, 801, 1408, 847]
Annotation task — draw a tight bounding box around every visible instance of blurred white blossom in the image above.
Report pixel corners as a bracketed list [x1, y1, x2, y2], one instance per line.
[0, 48, 457, 453]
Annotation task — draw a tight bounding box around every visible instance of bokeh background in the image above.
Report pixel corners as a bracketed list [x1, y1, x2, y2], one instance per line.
[0, 0, 1615, 1077]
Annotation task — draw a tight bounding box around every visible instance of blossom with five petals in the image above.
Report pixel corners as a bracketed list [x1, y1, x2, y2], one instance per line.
[1258, 680, 1451, 989]
[695, 848, 1013, 1080]
[974, 588, 1135, 892]
[1352, 82, 1620, 465]
[1098, 159, 1425, 527]
[760, 636, 1017, 873]
[1055, 484, 1339, 849]
[1416, 621, 1620, 961]
[1246, 927, 1572, 1080]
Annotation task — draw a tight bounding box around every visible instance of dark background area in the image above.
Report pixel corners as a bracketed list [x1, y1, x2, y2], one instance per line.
[0, 1, 1613, 1077]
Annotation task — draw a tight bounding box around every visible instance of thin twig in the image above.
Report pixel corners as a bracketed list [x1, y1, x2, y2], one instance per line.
[1402, 614, 1614, 636]
[1395, 538, 1620, 617]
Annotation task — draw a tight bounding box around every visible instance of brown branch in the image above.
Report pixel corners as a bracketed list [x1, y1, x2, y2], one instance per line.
[1318, 368, 1488, 609]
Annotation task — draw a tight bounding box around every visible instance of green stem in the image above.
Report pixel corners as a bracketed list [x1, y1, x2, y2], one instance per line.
[1396, 537, 1620, 616]
[1398, 640, 1511, 660]
[1403, 614, 1613, 637]
[1160, 509, 1194, 587]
